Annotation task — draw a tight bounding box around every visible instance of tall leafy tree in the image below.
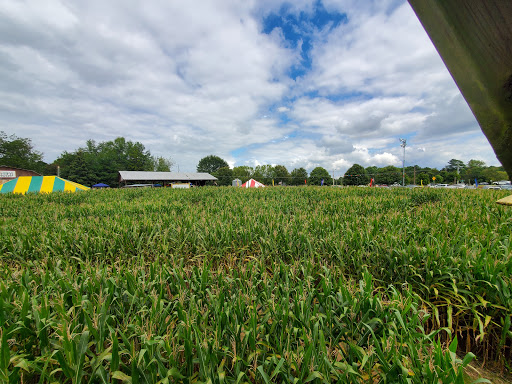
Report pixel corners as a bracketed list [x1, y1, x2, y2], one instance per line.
[213, 167, 233, 186]
[96, 137, 153, 172]
[366, 166, 378, 177]
[290, 167, 308, 186]
[197, 155, 228, 174]
[417, 172, 431, 186]
[433, 173, 444, 184]
[440, 170, 459, 184]
[344, 164, 370, 186]
[56, 137, 153, 186]
[0, 131, 45, 173]
[66, 150, 97, 186]
[251, 167, 264, 184]
[309, 167, 332, 186]
[232, 166, 253, 183]
[444, 159, 465, 173]
[375, 165, 401, 185]
[153, 156, 174, 172]
[273, 165, 290, 185]
[254, 164, 275, 185]
[464, 159, 486, 183]
[482, 166, 508, 183]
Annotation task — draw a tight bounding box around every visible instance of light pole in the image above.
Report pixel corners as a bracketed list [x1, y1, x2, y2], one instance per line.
[399, 138, 406, 186]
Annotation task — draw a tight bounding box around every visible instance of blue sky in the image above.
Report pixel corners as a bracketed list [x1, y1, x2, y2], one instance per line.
[262, 1, 347, 80]
[0, 0, 501, 175]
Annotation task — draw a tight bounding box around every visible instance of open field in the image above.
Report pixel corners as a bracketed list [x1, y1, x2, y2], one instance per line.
[1, 187, 511, 383]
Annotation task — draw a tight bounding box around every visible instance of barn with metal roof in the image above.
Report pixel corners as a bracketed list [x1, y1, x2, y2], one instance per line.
[118, 171, 217, 187]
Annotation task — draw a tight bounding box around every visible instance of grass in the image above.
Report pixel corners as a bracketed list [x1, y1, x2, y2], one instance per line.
[0, 186, 511, 383]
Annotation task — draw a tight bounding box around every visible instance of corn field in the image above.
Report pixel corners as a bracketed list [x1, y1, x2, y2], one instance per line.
[0, 187, 511, 383]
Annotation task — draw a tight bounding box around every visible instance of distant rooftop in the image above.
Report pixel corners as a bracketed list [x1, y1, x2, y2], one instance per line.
[118, 171, 217, 182]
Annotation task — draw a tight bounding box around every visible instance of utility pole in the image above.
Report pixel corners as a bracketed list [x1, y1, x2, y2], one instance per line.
[399, 138, 406, 186]
[413, 165, 416, 185]
[332, 169, 335, 185]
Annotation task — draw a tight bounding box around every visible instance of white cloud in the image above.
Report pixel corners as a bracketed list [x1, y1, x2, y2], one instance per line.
[0, 0, 500, 175]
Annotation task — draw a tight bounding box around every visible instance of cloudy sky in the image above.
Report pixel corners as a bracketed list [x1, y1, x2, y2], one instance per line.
[0, 0, 501, 175]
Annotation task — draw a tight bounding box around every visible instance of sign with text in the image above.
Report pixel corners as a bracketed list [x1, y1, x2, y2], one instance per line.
[0, 171, 16, 178]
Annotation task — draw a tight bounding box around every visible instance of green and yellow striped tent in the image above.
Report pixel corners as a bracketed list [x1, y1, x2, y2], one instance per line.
[0, 176, 89, 194]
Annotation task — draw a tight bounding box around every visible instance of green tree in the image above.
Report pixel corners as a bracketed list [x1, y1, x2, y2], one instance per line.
[213, 166, 233, 186]
[344, 164, 370, 186]
[290, 167, 308, 186]
[375, 165, 401, 185]
[482, 166, 508, 183]
[273, 165, 290, 185]
[66, 150, 97, 186]
[309, 167, 332, 186]
[440, 170, 458, 184]
[366, 166, 378, 178]
[56, 137, 153, 187]
[444, 159, 465, 173]
[253, 165, 275, 185]
[197, 155, 229, 174]
[464, 159, 486, 183]
[251, 168, 264, 184]
[417, 172, 431, 186]
[405, 165, 420, 185]
[98, 137, 153, 172]
[232, 166, 253, 183]
[153, 156, 173, 172]
[0, 131, 45, 173]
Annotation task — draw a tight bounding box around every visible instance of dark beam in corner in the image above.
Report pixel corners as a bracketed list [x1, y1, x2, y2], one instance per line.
[408, 0, 512, 180]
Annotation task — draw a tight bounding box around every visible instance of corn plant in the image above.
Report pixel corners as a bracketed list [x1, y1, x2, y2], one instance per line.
[0, 186, 510, 381]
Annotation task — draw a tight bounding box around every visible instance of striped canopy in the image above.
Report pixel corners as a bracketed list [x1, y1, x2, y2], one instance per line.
[0, 176, 89, 194]
[241, 178, 265, 188]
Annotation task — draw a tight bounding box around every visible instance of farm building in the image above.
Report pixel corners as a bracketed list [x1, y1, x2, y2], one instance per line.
[118, 171, 217, 187]
[0, 166, 41, 185]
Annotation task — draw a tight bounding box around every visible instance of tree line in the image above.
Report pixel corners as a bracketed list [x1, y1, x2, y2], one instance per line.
[197, 155, 332, 186]
[1, 131, 508, 187]
[197, 155, 332, 185]
[343, 159, 508, 186]
[200, 156, 508, 186]
[0, 132, 172, 187]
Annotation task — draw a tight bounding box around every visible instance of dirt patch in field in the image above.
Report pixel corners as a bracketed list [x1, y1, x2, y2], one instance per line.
[465, 360, 512, 383]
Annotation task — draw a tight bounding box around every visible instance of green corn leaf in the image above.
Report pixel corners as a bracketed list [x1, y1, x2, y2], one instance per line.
[304, 371, 323, 383]
[168, 367, 185, 379]
[257, 365, 271, 384]
[112, 370, 132, 383]
[75, 330, 90, 383]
